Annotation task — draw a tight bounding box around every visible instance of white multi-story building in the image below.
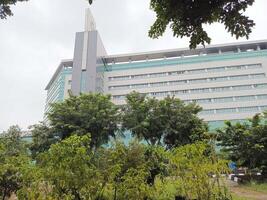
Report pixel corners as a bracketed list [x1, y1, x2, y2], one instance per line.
[45, 10, 267, 129]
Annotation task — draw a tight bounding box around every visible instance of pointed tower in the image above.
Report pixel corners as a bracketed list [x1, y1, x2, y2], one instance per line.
[71, 8, 107, 95]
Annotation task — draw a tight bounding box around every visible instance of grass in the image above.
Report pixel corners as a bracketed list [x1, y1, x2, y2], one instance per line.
[241, 182, 267, 194]
[231, 194, 251, 200]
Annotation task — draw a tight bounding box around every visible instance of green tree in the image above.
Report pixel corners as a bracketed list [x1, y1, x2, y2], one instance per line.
[0, 125, 30, 200]
[122, 92, 208, 149]
[0, 0, 28, 19]
[33, 135, 103, 200]
[217, 113, 267, 175]
[47, 93, 119, 149]
[29, 122, 59, 159]
[170, 142, 231, 200]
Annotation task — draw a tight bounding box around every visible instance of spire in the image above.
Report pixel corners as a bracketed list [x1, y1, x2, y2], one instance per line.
[85, 8, 96, 31]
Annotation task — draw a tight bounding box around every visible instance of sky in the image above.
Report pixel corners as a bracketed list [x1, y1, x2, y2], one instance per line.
[0, 0, 267, 132]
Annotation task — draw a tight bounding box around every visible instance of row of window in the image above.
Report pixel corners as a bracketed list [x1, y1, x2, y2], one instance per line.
[112, 83, 267, 100]
[185, 94, 267, 104]
[200, 106, 267, 115]
[108, 63, 262, 81]
[109, 73, 266, 90]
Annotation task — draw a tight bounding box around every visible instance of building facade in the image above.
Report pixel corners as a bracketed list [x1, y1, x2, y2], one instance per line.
[45, 10, 267, 129]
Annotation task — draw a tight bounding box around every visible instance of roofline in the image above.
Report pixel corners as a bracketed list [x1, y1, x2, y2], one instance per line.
[45, 59, 73, 90]
[103, 39, 267, 64]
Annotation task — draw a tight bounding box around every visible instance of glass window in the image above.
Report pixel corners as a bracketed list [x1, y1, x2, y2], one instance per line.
[187, 69, 206, 74]
[109, 85, 130, 90]
[232, 85, 252, 90]
[150, 72, 166, 78]
[195, 99, 212, 104]
[238, 107, 259, 113]
[250, 73, 265, 79]
[257, 94, 267, 100]
[132, 74, 148, 79]
[169, 80, 187, 85]
[254, 84, 267, 89]
[110, 76, 130, 81]
[191, 88, 210, 93]
[188, 78, 207, 84]
[230, 75, 249, 81]
[210, 76, 228, 82]
[213, 97, 233, 103]
[200, 110, 214, 115]
[150, 82, 168, 87]
[247, 64, 262, 69]
[211, 87, 231, 92]
[207, 67, 225, 73]
[216, 108, 236, 114]
[235, 96, 255, 101]
[131, 83, 149, 89]
[171, 90, 188, 95]
[168, 71, 185, 75]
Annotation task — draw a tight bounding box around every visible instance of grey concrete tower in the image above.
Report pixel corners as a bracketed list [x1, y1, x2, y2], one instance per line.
[71, 9, 107, 95]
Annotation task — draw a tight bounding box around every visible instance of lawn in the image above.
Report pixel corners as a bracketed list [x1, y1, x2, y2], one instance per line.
[241, 182, 267, 194]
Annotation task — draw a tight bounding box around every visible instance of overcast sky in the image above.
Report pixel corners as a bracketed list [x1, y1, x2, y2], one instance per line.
[0, 0, 267, 132]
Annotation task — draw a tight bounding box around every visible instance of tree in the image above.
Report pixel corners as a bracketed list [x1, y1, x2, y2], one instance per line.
[33, 135, 103, 200]
[0, 0, 28, 19]
[122, 92, 208, 149]
[87, 0, 255, 49]
[169, 142, 231, 200]
[47, 93, 119, 149]
[0, 126, 30, 200]
[217, 113, 267, 175]
[29, 122, 59, 159]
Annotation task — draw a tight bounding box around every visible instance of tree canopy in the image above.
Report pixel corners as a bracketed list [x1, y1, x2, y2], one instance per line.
[217, 113, 267, 175]
[47, 93, 119, 149]
[122, 92, 208, 148]
[0, 0, 28, 19]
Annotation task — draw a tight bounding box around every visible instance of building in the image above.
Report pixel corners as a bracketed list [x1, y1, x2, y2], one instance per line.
[45, 9, 267, 129]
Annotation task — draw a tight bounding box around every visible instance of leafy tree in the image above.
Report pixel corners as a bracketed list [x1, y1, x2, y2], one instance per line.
[169, 142, 231, 200]
[217, 113, 267, 175]
[122, 91, 166, 145]
[0, 0, 28, 19]
[47, 93, 119, 149]
[0, 125, 30, 200]
[31, 134, 103, 200]
[29, 122, 59, 159]
[88, 0, 255, 49]
[122, 92, 208, 149]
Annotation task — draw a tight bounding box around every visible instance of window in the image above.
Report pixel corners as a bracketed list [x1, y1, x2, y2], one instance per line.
[247, 64, 262, 69]
[169, 80, 187, 85]
[150, 72, 166, 78]
[150, 82, 168, 87]
[207, 67, 225, 73]
[211, 87, 231, 92]
[151, 91, 169, 97]
[109, 75, 130, 81]
[188, 78, 207, 84]
[200, 110, 214, 115]
[209, 76, 228, 82]
[250, 73, 265, 79]
[257, 94, 267, 100]
[109, 85, 130, 90]
[216, 108, 236, 114]
[235, 96, 255, 101]
[195, 99, 212, 104]
[254, 84, 267, 89]
[232, 85, 252, 90]
[171, 90, 188, 95]
[132, 74, 148, 79]
[213, 97, 233, 103]
[230, 75, 249, 81]
[131, 83, 149, 89]
[191, 88, 210, 93]
[238, 107, 259, 113]
[187, 69, 206, 74]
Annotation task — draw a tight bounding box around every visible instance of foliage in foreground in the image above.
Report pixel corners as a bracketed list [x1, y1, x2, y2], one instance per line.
[217, 113, 267, 175]
[16, 135, 231, 200]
